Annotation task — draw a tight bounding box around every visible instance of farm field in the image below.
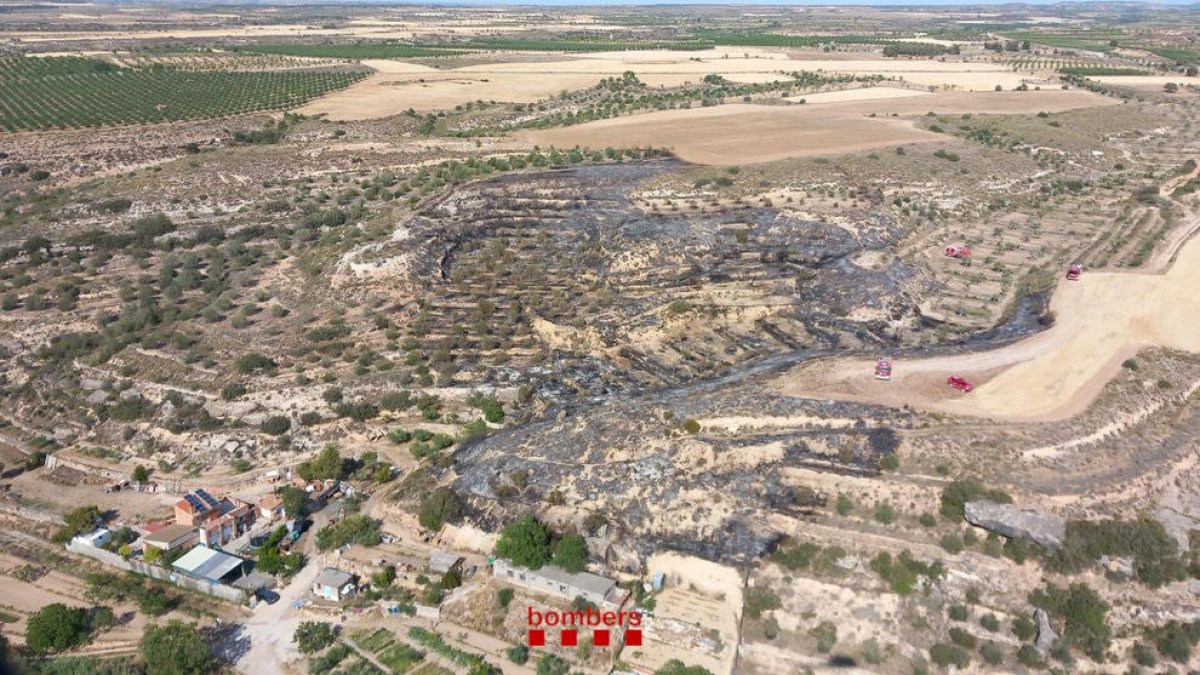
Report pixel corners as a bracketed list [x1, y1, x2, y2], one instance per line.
[516, 103, 939, 164]
[0, 56, 366, 131]
[516, 89, 1115, 165]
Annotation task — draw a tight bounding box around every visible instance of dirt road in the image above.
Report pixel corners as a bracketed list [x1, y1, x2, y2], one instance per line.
[234, 507, 334, 674]
[776, 230, 1200, 421]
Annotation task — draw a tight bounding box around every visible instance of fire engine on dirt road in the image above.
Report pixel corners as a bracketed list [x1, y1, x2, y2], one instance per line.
[944, 245, 971, 259]
[875, 357, 892, 380]
[946, 376, 973, 393]
[1066, 263, 1083, 280]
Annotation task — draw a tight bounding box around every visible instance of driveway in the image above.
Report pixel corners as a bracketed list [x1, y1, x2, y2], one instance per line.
[234, 504, 336, 673]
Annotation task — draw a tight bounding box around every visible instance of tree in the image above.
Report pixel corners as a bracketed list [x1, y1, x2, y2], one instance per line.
[139, 621, 212, 675]
[278, 486, 308, 518]
[535, 654, 569, 675]
[52, 505, 101, 543]
[655, 661, 714, 675]
[293, 621, 338, 653]
[495, 515, 551, 569]
[132, 465, 150, 483]
[297, 444, 345, 480]
[418, 488, 461, 531]
[552, 534, 589, 573]
[25, 603, 90, 653]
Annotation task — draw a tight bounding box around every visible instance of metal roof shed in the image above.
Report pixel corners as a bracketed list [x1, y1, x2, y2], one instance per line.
[172, 546, 246, 583]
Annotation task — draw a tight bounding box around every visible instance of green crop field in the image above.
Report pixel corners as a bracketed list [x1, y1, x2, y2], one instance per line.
[0, 56, 367, 131]
[458, 37, 715, 52]
[701, 32, 901, 47]
[1058, 66, 1150, 76]
[240, 42, 465, 59]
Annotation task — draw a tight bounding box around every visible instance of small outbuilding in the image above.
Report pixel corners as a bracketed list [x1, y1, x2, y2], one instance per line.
[172, 546, 247, 584]
[429, 550, 463, 575]
[312, 567, 356, 602]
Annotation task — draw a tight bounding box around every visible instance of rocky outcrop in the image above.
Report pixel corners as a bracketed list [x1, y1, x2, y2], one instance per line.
[1033, 607, 1059, 652]
[963, 500, 1066, 549]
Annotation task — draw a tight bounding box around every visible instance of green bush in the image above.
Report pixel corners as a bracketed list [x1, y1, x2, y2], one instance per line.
[552, 534, 589, 573]
[1048, 517, 1186, 587]
[260, 416, 291, 436]
[293, 622, 338, 653]
[948, 605, 968, 621]
[979, 641, 1003, 666]
[744, 587, 781, 620]
[940, 479, 1011, 519]
[418, 488, 461, 531]
[1013, 615, 1036, 641]
[929, 643, 970, 668]
[940, 533, 964, 554]
[949, 627, 977, 649]
[980, 613, 1000, 632]
[835, 493, 854, 516]
[1028, 582, 1110, 661]
[874, 502, 897, 524]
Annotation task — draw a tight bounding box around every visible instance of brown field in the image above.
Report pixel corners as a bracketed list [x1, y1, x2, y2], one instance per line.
[515, 103, 939, 165]
[515, 90, 1115, 165]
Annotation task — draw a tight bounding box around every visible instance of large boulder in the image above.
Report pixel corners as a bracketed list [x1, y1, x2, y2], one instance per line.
[963, 500, 1065, 549]
[1033, 607, 1059, 652]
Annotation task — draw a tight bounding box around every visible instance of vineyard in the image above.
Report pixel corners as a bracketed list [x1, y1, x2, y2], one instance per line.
[0, 56, 367, 131]
[240, 43, 465, 59]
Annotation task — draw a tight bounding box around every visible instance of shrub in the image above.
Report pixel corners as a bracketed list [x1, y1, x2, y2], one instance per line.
[220, 383, 246, 400]
[980, 641, 1003, 665]
[948, 605, 968, 621]
[52, 505, 101, 543]
[874, 502, 897, 524]
[418, 488, 461, 531]
[1016, 643, 1043, 668]
[294, 621, 338, 653]
[940, 479, 1011, 519]
[260, 416, 291, 436]
[744, 587, 781, 620]
[949, 627, 977, 649]
[929, 643, 970, 668]
[497, 588, 514, 609]
[980, 614, 1000, 632]
[919, 513, 936, 528]
[940, 533, 964, 554]
[234, 353, 276, 374]
[809, 621, 837, 653]
[1048, 517, 1186, 587]
[1028, 582, 1110, 661]
[1132, 641, 1157, 666]
[835, 493, 854, 516]
[507, 644, 529, 664]
[1013, 615, 1036, 641]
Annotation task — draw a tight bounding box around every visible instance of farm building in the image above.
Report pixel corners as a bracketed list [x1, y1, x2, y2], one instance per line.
[429, 550, 463, 575]
[172, 546, 247, 584]
[493, 558, 628, 608]
[313, 567, 356, 601]
[71, 528, 113, 549]
[142, 523, 199, 552]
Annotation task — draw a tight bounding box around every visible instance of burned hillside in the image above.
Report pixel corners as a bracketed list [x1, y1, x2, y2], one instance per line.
[345, 160, 930, 399]
[447, 366, 913, 563]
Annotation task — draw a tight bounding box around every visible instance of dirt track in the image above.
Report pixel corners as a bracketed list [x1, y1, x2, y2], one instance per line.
[776, 230, 1200, 421]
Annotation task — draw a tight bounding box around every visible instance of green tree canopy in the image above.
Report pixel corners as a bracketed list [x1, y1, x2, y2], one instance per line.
[496, 514, 551, 570]
[139, 621, 212, 675]
[25, 603, 91, 653]
[551, 533, 589, 574]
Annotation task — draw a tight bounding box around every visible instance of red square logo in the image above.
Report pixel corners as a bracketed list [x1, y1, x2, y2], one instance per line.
[528, 629, 545, 647]
[625, 629, 642, 647]
[561, 629, 577, 646]
[593, 629, 610, 647]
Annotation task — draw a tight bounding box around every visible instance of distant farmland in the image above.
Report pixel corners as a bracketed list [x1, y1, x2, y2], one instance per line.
[0, 56, 367, 131]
